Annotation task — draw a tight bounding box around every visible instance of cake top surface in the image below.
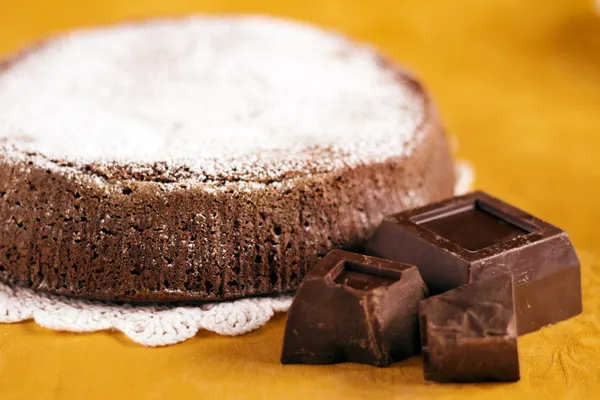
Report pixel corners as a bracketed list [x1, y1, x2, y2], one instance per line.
[0, 16, 426, 183]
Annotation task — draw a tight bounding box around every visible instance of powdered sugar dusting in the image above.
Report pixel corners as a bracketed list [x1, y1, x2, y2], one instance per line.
[0, 16, 424, 182]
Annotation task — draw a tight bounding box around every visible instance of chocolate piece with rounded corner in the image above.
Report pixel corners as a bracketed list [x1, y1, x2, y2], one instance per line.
[366, 191, 582, 335]
[280, 250, 428, 367]
[419, 275, 520, 383]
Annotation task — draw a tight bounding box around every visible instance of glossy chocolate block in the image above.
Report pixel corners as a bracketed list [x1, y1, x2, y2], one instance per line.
[419, 275, 520, 383]
[281, 250, 428, 367]
[366, 191, 582, 335]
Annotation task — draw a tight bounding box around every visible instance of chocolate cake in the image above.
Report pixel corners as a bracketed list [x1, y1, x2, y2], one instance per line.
[0, 16, 455, 301]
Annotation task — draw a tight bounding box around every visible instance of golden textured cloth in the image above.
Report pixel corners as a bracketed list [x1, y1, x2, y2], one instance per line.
[1, 0, 599, 398]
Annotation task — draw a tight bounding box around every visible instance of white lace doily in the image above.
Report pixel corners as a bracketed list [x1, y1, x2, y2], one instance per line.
[0, 282, 292, 346]
[0, 162, 474, 346]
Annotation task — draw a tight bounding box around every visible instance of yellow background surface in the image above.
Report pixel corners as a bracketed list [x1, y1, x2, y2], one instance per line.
[1, 0, 600, 399]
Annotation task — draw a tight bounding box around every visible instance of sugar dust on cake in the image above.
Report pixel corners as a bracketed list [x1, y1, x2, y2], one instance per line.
[0, 16, 455, 301]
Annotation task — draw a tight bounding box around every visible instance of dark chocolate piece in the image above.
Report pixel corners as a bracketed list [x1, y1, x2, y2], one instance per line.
[366, 191, 582, 335]
[419, 275, 520, 383]
[281, 250, 428, 367]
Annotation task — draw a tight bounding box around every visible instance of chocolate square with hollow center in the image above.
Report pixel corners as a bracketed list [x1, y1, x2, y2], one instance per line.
[417, 201, 531, 251]
[419, 275, 520, 383]
[332, 260, 401, 290]
[365, 191, 582, 335]
[281, 250, 428, 367]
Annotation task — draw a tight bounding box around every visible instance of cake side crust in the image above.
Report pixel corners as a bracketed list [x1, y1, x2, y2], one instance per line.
[0, 100, 454, 301]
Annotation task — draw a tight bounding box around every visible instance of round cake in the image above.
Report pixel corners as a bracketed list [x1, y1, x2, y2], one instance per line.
[0, 16, 455, 301]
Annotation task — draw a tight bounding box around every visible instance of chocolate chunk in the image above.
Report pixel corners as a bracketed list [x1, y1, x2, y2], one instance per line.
[281, 250, 428, 367]
[419, 275, 520, 383]
[366, 191, 582, 335]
